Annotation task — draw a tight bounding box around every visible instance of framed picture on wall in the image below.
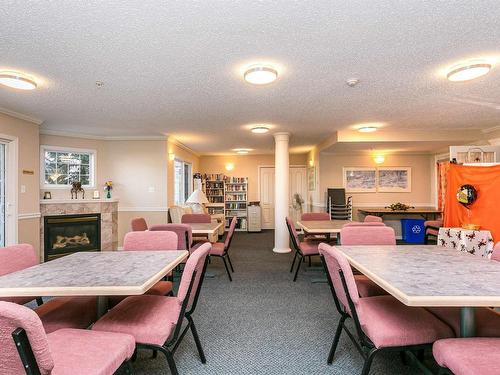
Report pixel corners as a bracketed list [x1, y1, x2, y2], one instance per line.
[377, 167, 412, 192]
[343, 167, 376, 192]
[307, 166, 316, 191]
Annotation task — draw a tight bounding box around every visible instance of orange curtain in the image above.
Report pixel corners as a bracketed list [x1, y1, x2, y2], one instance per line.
[437, 161, 450, 212]
[444, 163, 500, 241]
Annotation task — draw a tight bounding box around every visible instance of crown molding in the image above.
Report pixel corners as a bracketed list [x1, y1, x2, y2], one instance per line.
[482, 125, 500, 134]
[40, 128, 169, 141]
[168, 137, 200, 157]
[0, 107, 43, 125]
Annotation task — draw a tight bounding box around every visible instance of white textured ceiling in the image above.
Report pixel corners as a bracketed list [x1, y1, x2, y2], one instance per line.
[0, 1, 499, 154]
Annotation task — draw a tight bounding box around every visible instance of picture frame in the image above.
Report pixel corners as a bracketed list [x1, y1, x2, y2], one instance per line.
[307, 166, 316, 191]
[343, 167, 377, 192]
[377, 167, 412, 192]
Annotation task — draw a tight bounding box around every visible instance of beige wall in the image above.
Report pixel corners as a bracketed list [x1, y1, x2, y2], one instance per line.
[167, 140, 200, 206]
[0, 113, 40, 252]
[199, 153, 307, 201]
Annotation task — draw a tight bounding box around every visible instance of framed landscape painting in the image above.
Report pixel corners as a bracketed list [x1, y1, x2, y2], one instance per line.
[377, 167, 411, 192]
[343, 167, 376, 192]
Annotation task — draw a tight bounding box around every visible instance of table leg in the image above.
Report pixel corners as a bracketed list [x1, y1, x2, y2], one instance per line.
[96, 296, 109, 319]
[460, 307, 476, 337]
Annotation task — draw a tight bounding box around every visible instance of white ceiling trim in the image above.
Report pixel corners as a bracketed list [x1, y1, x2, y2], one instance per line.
[40, 129, 168, 141]
[168, 137, 200, 157]
[0, 107, 43, 125]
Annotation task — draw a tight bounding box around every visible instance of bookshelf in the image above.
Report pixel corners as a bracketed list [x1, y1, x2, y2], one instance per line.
[224, 177, 248, 231]
[203, 174, 225, 216]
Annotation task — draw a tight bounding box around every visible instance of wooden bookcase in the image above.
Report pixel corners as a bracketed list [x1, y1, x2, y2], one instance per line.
[203, 174, 225, 217]
[224, 177, 248, 231]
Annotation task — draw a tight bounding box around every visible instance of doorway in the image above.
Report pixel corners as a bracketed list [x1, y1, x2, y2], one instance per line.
[259, 166, 307, 229]
[0, 136, 17, 246]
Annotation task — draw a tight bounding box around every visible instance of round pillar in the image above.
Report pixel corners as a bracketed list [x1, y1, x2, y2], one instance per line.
[273, 132, 291, 253]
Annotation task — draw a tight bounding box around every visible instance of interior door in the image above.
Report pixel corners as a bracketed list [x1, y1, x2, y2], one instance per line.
[259, 167, 275, 229]
[0, 143, 5, 247]
[289, 167, 308, 224]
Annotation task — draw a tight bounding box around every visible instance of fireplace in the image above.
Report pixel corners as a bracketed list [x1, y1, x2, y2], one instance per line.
[44, 214, 101, 261]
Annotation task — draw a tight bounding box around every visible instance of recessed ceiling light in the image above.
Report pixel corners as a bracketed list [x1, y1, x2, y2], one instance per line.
[0, 71, 37, 90]
[244, 65, 278, 85]
[251, 126, 270, 134]
[447, 62, 492, 82]
[358, 126, 378, 133]
[237, 150, 249, 154]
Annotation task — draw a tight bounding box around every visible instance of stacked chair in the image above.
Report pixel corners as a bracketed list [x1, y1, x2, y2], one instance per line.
[326, 188, 352, 220]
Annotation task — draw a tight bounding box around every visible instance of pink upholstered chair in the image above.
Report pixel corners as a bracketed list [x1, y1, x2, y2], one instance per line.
[492, 242, 500, 261]
[0, 244, 97, 334]
[433, 338, 500, 375]
[150, 223, 193, 250]
[339, 225, 395, 298]
[342, 222, 386, 227]
[286, 217, 320, 282]
[0, 301, 135, 375]
[364, 215, 383, 223]
[93, 243, 211, 375]
[210, 216, 237, 281]
[426, 307, 500, 338]
[301, 212, 330, 221]
[181, 214, 211, 224]
[424, 219, 443, 244]
[318, 244, 454, 373]
[131, 217, 148, 231]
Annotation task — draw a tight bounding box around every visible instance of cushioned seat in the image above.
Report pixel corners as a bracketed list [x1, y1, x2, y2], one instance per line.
[92, 295, 182, 346]
[433, 338, 500, 375]
[358, 295, 454, 348]
[299, 241, 319, 255]
[48, 328, 135, 375]
[427, 307, 500, 337]
[354, 275, 387, 298]
[36, 297, 97, 334]
[210, 241, 225, 256]
[146, 280, 173, 296]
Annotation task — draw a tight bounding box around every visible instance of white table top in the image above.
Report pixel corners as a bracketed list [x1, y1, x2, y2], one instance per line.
[297, 220, 352, 233]
[0, 250, 188, 297]
[337, 245, 500, 307]
[190, 221, 223, 235]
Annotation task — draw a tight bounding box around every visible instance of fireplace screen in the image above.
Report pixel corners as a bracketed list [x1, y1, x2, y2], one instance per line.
[44, 214, 101, 261]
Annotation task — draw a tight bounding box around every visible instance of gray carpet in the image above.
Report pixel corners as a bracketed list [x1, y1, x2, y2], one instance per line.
[132, 230, 425, 375]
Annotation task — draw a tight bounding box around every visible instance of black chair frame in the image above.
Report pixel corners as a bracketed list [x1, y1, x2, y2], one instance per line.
[136, 256, 209, 375]
[11, 327, 133, 375]
[286, 218, 318, 282]
[320, 256, 433, 375]
[210, 217, 236, 281]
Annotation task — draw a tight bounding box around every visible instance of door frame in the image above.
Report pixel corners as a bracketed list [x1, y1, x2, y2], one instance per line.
[0, 134, 18, 245]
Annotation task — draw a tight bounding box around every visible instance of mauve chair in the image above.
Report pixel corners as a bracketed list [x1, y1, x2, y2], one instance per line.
[286, 217, 320, 282]
[149, 223, 208, 255]
[0, 301, 135, 375]
[339, 225, 396, 298]
[424, 219, 443, 244]
[93, 243, 211, 375]
[301, 212, 331, 240]
[363, 215, 383, 223]
[319, 244, 454, 374]
[210, 216, 237, 281]
[426, 307, 500, 338]
[131, 217, 148, 231]
[492, 242, 500, 261]
[433, 338, 500, 375]
[342, 222, 386, 227]
[181, 214, 211, 224]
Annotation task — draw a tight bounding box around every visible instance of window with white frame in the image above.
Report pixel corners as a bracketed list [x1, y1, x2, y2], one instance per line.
[41, 146, 96, 188]
[174, 159, 192, 205]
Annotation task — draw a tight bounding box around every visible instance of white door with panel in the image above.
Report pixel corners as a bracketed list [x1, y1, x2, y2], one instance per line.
[259, 166, 307, 229]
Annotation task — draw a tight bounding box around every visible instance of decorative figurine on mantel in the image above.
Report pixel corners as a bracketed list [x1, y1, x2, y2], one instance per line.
[104, 181, 113, 199]
[70, 181, 85, 199]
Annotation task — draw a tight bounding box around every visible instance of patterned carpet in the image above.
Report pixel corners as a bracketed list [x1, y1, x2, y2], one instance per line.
[132, 230, 426, 375]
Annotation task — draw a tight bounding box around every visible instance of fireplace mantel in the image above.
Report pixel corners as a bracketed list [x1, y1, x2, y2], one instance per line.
[40, 200, 118, 262]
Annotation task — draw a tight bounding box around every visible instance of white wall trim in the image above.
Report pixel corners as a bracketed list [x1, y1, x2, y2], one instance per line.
[18, 212, 41, 220]
[40, 129, 169, 141]
[118, 206, 169, 212]
[168, 137, 200, 157]
[0, 107, 43, 125]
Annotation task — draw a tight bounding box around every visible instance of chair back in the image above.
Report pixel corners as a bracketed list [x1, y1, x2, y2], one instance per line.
[342, 222, 385, 227]
[364, 215, 383, 223]
[301, 212, 330, 221]
[492, 242, 500, 262]
[181, 214, 211, 224]
[285, 217, 300, 250]
[177, 243, 211, 312]
[224, 216, 238, 249]
[0, 301, 54, 374]
[130, 217, 148, 231]
[149, 224, 192, 250]
[319, 244, 360, 314]
[340, 226, 396, 245]
[123, 231, 178, 251]
[0, 245, 38, 304]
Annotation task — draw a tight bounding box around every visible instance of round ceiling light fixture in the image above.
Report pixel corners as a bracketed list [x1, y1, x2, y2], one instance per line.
[358, 126, 378, 133]
[234, 148, 251, 154]
[446, 61, 492, 82]
[0, 71, 37, 90]
[251, 126, 270, 134]
[244, 65, 278, 85]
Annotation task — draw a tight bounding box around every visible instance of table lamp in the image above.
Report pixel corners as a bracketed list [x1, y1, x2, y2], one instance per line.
[185, 189, 209, 213]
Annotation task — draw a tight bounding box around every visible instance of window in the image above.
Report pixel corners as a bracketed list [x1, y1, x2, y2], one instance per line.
[174, 159, 192, 205]
[41, 146, 96, 188]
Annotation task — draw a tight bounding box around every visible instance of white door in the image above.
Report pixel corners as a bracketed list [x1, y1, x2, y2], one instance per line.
[259, 166, 307, 229]
[0, 143, 5, 247]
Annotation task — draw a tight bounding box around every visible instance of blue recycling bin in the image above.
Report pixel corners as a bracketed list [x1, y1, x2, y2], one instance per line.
[401, 219, 425, 244]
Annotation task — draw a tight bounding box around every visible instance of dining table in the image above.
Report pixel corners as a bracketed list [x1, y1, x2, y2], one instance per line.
[357, 207, 442, 220]
[189, 221, 223, 236]
[0, 250, 188, 318]
[337, 245, 500, 337]
[296, 219, 352, 241]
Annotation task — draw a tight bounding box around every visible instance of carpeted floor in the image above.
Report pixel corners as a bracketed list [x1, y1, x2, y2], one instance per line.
[132, 230, 425, 375]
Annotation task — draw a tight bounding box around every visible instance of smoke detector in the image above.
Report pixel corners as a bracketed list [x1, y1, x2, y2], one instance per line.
[346, 78, 360, 87]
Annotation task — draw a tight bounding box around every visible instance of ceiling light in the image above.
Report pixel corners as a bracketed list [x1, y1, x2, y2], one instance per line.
[447, 62, 492, 82]
[373, 155, 385, 164]
[251, 126, 270, 134]
[244, 65, 278, 85]
[358, 126, 378, 133]
[225, 163, 235, 171]
[234, 149, 250, 155]
[0, 71, 37, 90]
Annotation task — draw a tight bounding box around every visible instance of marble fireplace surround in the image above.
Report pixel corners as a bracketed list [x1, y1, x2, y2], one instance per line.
[40, 199, 118, 262]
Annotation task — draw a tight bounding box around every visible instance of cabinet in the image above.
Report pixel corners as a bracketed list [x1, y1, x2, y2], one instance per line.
[247, 203, 261, 232]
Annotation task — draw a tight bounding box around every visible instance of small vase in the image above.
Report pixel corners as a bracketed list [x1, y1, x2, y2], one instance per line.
[106, 191, 111, 199]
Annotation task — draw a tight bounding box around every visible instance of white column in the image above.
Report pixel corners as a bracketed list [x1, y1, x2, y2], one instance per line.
[273, 132, 291, 253]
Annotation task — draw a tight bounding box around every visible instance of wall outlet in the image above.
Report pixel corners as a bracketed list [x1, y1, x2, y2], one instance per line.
[20, 185, 26, 193]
